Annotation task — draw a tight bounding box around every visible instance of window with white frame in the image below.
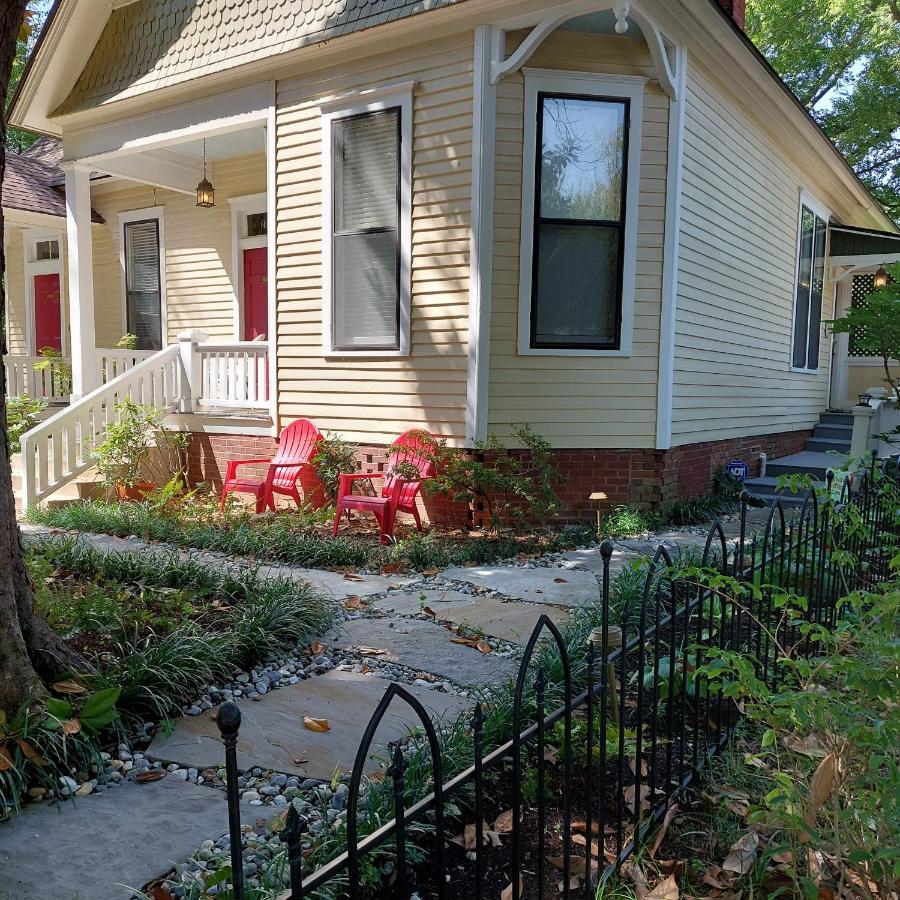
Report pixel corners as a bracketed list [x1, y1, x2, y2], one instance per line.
[519, 71, 644, 356]
[791, 198, 829, 372]
[121, 211, 164, 351]
[321, 87, 412, 355]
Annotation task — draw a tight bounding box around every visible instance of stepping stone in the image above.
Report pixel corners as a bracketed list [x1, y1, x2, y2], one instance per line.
[441, 564, 601, 607]
[256, 564, 412, 598]
[0, 777, 243, 900]
[149, 670, 469, 779]
[373, 590, 569, 643]
[558, 546, 637, 576]
[438, 596, 570, 644]
[324, 617, 518, 682]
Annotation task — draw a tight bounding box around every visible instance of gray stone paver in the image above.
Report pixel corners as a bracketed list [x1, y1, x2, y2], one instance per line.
[148, 670, 469, 778]
[441, 564, 601, 606]
[372, 587, 478, 616]
[324, 617, 518, 681]
[0, 776, 249, 900]
[557, 545, 638, 575]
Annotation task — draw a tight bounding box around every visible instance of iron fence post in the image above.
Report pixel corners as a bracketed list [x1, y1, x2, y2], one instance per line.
[216, 700, 245, 900]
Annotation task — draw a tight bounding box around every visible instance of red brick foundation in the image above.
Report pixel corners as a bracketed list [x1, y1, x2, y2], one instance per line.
[184, 427, 811, 525]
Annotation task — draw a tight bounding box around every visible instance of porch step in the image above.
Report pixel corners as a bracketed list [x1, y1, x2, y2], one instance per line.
[741, 476, 809, 506]
[804, 436, 852, 454]
[9, 453, 101, 515]
[812, 423, 854, 441]
[819, 411, 853, 427]
[765, 450, 849, 481]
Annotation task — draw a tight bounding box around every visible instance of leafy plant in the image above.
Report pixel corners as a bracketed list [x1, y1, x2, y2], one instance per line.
[32, 346, 71, 396]
[604, 505, 652, 538]
[114, 333, 138, 350]
[92, 399, 187, 490]
[312, 432, 358, 500]
[421, 424, 564, 531]
[6, 395, 46, 453]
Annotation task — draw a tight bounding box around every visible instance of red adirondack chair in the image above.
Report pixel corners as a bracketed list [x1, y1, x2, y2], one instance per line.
[220, 418, 322, 513]
[332, 429, 436, 544]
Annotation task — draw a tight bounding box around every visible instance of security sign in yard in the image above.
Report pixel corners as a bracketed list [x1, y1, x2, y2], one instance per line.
[725, 459, 750, 482]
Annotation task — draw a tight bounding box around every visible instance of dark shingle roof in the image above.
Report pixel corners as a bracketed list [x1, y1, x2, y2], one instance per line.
[3, 139, 104, 222]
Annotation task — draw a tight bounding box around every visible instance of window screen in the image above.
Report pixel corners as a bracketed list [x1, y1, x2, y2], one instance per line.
[791, 206, 828, 370]
[530, 94, 628, 349]
[331, 108, 400, 351]
[124, 219, 162, 351]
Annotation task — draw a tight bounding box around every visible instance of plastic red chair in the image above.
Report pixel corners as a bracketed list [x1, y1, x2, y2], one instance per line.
[332, 430, 436, 544]
[220, 418, 322, 513]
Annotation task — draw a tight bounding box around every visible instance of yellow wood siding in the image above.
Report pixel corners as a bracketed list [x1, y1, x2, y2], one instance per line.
[274, 35, 473, 444]
[90, 154, 266, 346]
[487, 31, 667, 448]
[846, 365, 900, 406]
[672, 64, 836, 445]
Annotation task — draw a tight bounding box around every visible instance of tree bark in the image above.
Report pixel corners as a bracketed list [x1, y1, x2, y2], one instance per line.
[0, 0, 89, 716]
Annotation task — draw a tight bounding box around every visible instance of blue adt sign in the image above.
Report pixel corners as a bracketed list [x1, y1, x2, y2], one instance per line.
[725, 459, 750, 482]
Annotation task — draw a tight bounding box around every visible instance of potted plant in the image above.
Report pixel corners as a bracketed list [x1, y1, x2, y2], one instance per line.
[828, 262, 900, 453]
[92, 399, 188, 500]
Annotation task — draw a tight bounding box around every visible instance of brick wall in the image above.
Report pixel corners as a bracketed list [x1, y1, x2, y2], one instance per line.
[184, 427, 811, 524]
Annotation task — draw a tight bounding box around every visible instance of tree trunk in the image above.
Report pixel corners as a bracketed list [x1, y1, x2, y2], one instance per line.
[0, 0, 89, 716]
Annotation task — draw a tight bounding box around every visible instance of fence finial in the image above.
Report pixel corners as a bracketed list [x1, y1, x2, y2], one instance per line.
[600, 539, 614, 560]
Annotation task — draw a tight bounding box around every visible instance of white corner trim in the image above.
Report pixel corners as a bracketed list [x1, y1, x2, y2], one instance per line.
[516, 70, 643, 358]
[265, 84, 279, 436]
[118, 206, 167, 347]
[789, 192, 830, 374]
[317, 80, 418, 112]
[466, 24, 498, 445]
[320, 84, 413, 357]
[655, 44, 687, 451]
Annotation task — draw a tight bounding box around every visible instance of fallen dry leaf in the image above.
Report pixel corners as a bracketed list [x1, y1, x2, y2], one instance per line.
[303, 717, 331, 733]
[17, 741, 47, 767]
[292, 757, 309, 766]
[343, 573, 365, 582]
[549, 856, 596, 876]
[553, 577, 568, 584]
[801, 753, 836, 842]
[500, 878, 523, 900]
[0, 748, 13, 772]
[476, 639, 492, 654]
[367, 770, 386, 783]
[702, 864, 735, 891]
[571, 833, 602, 857]
[422, 567, 440, 577]
[650, 803, 679, 858]
[451, 636, 478, 646]
[543, 744, 559, 764]
[422, 606, 437, 619]
[344, 595, 368, 611]
[135, 770, 167, 783]
[62, 719, 81, 735]
[310, 641, 327, 655]
[356, 647, 387, 657]
[783, 732, 828, 759]
[75, 782, 93, 796]
[493, 809, 515, 833]
[722, 830, 759, 876]
[646, 874, 679, 899]
[380, 562, 407, 575]
[52, 679, 87, 695]
[625, 862, 650, 898]
[624, 782, 651, 814]
[572, 819, 614, 835]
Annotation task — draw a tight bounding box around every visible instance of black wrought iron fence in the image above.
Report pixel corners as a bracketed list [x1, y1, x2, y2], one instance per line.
[213, 461, 898, 900]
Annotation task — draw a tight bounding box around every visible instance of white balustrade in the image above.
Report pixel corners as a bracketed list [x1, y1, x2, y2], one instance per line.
[19, 345, 184, 511]
[3, 355, 71, 403]
[96, 348, 156, 384]
[197, 342, 270, 411]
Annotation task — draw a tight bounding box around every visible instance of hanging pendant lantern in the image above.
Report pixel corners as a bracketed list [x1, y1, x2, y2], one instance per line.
[196, 139, 215, 208]
[873, 266, 889, 289]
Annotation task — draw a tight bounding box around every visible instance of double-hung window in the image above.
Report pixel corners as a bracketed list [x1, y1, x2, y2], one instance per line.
[121, 209, 165, 351]
[519, 71, 644, 356]
[791, 199, 829, 372]
[322, 88, 412, 356]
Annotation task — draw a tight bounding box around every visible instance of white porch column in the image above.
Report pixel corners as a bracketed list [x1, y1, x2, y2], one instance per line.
[62, 162, 97, 399]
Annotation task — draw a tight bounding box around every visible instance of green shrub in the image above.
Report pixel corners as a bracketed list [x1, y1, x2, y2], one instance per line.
[6, 395, 47, 453]
[312, 432, 358, 500]
[603, 504, 652, 538]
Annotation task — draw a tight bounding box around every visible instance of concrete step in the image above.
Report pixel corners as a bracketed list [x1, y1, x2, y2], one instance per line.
[765, 450, 849, 481]
[742, 476, 810, 506]
[820, 411, 853, 427]
[805, 436, 852, 453]
[813, 423, 854, 440]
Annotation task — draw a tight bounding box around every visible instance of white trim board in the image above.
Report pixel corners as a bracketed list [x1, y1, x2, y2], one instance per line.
[118, 206, 167, 349]
[516, 69, 644, 358]
[319, 83, 413, 359]
[228, 191, 268, 342]
[22, 228, 67, 356]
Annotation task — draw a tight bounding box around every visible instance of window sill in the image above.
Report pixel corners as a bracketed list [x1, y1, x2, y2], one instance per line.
[517, 346, 633, 358]
[323, 349, 410, 360]
[789, 366, 821, 375]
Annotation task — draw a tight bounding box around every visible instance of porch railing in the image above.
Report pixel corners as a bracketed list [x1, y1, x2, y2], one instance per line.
[96, 348, 156, 383]
[4, 354, 71, 403]
[196, 341, 269, 412]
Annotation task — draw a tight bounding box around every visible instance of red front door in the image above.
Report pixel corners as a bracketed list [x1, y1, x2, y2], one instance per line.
[33, 273, 62, 352]
[243, 247, 268, 340]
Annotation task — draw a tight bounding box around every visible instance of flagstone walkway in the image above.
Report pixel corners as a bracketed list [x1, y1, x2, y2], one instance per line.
[4, 517, 762, 898]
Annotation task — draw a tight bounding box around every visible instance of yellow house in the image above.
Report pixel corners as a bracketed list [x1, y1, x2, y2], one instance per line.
[6, 0, 900, 515]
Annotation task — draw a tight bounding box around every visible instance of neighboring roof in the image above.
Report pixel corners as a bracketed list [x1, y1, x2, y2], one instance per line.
[3, 138, 104, 223]
[830, 225, 900, 258]
[52, 0, 465, 116]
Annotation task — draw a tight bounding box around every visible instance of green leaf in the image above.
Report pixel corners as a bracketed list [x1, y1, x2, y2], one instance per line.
[204, 866, 232, 888]
[44, 698, 73, 720]
[762, 728, 776, 748]
[81, 687, 121, 720]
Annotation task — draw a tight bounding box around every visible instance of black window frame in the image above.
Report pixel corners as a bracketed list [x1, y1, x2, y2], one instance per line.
[529, 91, 630, 352]
[123, 217, 163, 351]
[330, 106, 402, 353]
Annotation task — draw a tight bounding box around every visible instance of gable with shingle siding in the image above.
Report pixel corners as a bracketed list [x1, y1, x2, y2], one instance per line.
[54, 0, 468, 117]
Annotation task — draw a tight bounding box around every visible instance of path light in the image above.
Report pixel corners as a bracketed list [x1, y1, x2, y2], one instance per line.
[196, 138, 215, 208]
[590, 490, 609, 539]
[857, 393, 871, 407]
[874, 266, 889, 289]
[589, 625, 623, 726]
